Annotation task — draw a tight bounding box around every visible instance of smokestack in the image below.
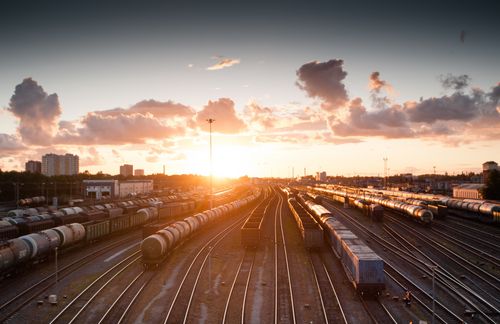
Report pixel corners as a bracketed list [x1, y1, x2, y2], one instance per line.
[292, 167, 294, 179]
[304, 167, 306, 176]
[163, 165, 165, 175]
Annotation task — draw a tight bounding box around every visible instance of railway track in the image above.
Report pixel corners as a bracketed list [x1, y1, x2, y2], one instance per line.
[0, 234, 142, 323]
[384, 214, 500, 320]
[273, 188, 296, 324]
[434, 218, 500, 250]
[221, 249, 256, 324]
[308, 252, 347, 323]
[162, 194, 270, 324]
[221, 190, 275, 324]
[322, 199, 470, 323]
[48, 251, 142, 324]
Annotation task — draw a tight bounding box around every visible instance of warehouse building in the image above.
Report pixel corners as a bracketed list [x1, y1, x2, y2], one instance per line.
[83, 179, 153, 199]
[453, 183, 485, 199]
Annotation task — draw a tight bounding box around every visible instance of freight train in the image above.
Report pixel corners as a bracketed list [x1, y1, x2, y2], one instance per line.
[329, 186, 499, 224]
[296, 193, 385, 295]
[0, 199, 200, 277]
[141, 189, 262, 268]
[309, 187, 433, 225]
[0, 198, 195, 241]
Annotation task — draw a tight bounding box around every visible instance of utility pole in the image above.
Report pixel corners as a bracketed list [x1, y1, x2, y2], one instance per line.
[383, 157, 388, 188]
[207, 118, 215, 210]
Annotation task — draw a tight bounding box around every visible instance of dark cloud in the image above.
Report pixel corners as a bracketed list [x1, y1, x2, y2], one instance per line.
[439, 74, 470, 91]
[329, 99, 414, 138]
[8, 78, 61, 145]
[296, 59, 349, 111]
[460, 30, 466, 43]
[407, 93, 479, 123]
[369, 72, 387, 93]
[196, 98, 247, 133]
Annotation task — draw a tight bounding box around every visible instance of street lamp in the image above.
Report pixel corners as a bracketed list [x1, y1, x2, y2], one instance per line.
[207, 118, 215, 210]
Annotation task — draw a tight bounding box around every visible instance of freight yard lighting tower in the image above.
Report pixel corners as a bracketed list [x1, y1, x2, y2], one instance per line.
[207, 118, 215, 210]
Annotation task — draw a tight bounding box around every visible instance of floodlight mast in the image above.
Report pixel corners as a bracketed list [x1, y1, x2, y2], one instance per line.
[207, 119, 215, 210]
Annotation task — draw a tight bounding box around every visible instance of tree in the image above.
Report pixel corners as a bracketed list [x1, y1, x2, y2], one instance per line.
[482, 169, 500, 200]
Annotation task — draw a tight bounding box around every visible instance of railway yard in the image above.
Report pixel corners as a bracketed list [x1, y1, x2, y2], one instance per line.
[0, 185, 499, 323]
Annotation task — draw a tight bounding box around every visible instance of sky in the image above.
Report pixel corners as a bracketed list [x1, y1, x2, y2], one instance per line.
[0, 0, 499, 177]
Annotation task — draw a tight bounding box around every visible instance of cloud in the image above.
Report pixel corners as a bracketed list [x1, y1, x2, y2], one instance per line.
[369, 72, 387, 93]
[244, 102, 278, 130]
[112, 149, 122, 159]
[439, 74, 470, 91]
[196, 98, 247, 133]
[207, 58, 240, 71]
[406, 93, 479, 123]
[329, 98, 414, 139]
[460, 30, 466, 43]
[56, 112, 186, 145]
[255, 133, 311, 144]
[0, 134, 26, 152]
[7, 78, 61, 145]
[95, 100, 195, 119]
[296, 59, 349, 111]
[80, 147, 104, 166]
[328, 82, 500, 142]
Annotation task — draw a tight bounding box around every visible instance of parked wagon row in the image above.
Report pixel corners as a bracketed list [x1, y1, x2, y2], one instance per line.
[287, 197, 323, 249]
[1, 197, 195, 241]
[240, 192, 270, 248]
[142, 188, 262, 268]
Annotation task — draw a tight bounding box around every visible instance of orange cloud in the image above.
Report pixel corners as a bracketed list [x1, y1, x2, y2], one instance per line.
[206, 58, 240, 71]
[196, 98, 247, 134]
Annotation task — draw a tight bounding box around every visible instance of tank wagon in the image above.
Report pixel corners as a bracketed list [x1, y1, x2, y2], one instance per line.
[349, 187, 499, 224]
[142, 189, 261, 268]
[296, 193, 385, 295]
[0, 223, 85, 273]
[310, 187, 433, 225]
[0, 197, 202, 276]
[287, 198, 323, 249]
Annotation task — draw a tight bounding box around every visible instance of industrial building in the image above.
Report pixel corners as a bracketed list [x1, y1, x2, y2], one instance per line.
[453, 183, 485, 199]
[83, 179, 153, 199]
[120, 164, 134, 177]
[42, 153, 79, 176]
[134, 169, 145, 176]
[25, 160, 41, 173]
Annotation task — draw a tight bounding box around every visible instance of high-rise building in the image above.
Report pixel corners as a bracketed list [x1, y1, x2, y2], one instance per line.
[25, 160, 42, 173]
[483, 161, 499, 183]
[315, 171, 327, 182]
[42, 154, 79, 176]
[134, 169, 144, 176]
[120, 164, 134, 177]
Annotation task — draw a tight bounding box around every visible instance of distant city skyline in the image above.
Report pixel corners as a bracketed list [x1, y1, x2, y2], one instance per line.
[0, 0, 499, 177]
